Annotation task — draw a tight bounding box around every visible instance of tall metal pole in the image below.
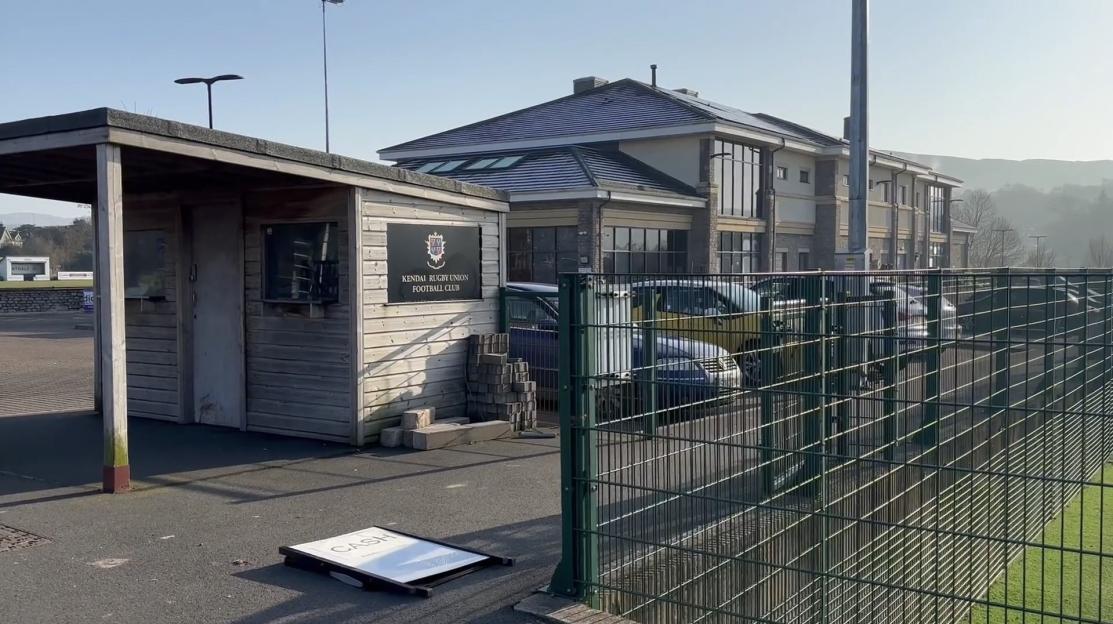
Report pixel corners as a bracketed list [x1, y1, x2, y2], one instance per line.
[321, 0, 331, 153]
[205, 83, 213, 129]
[848, 0, 870, 271]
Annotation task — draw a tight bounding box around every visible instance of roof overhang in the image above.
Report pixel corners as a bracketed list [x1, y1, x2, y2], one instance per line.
[508, 188, 706, 208]
[0, 108, 509, 212]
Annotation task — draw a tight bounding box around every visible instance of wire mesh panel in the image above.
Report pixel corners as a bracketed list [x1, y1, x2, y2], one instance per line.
[551, 269, 1113, 624]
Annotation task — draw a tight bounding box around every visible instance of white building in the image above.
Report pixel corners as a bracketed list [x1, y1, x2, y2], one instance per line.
[0, 255, 50, 281]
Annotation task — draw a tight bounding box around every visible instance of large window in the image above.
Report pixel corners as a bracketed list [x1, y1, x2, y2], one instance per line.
[929, 185, 946, 232]
[508, 226, 578, 283]
[714, 139, 763, 218]
[263, 222, 339, 303]
[603, 227, 688, 274]
[124, 229, 167, 299]
[718, 231, 763, 273]
[929, 243, 945, 268]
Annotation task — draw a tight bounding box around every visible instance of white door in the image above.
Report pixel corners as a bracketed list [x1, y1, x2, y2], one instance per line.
[189, 200, 244, 427]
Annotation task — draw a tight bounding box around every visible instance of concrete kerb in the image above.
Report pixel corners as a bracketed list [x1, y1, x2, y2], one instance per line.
[515, 591, 639, 624]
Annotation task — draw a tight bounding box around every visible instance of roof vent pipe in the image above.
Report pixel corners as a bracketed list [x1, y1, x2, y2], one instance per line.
[651, 64, 657, 87]
[573, 76, 608, 94]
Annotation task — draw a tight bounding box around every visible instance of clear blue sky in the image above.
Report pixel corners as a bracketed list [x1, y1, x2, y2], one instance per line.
[3, 0, 1112, 218]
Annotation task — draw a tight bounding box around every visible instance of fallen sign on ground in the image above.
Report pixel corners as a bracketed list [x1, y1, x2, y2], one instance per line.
[279, 526, 513, 597]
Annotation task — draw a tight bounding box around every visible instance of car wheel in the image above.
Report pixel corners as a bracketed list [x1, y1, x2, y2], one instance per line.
[740, 348, 762, 387]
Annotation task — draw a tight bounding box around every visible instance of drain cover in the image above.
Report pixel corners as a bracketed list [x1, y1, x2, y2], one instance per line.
[0, 524, 50, 553]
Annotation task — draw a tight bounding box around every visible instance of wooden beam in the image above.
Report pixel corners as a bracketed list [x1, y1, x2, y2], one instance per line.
[349, 187, 366, 446]
[0, 127, 109, 156]
[96, 143, 129, 493]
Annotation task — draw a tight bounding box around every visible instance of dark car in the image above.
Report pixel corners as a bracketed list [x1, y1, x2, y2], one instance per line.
[954, 275, 1097, 340]
[504, 282, 741, 409]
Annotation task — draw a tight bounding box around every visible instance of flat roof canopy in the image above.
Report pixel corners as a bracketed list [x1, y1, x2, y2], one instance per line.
[0, 108, 507, 210]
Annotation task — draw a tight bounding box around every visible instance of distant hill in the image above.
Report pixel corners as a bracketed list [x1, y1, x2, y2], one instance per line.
[0, 212, 75, 227]
[893, 153, 1113, 192]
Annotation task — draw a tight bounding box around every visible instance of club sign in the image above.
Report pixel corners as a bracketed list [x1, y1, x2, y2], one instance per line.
[387, 223, 482, 303]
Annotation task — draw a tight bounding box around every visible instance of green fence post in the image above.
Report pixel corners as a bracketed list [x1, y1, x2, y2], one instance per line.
[759, 295, 775, 495]
[922, 270, 942, 446]
[498, 287, 509, 333]
[549, 274, 598, 602]
[550, 274, 579, 597]
[642, 296, 658, 436]
[992, 269, 1011, 420]
[834, 288, 850, 461]
[882, 296, 898, 461]
[802, 275, 824, 493]
[578, 276, 600, 608]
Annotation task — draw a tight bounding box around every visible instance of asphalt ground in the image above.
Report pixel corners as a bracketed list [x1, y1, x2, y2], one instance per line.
[0, 312, 557, 624]
[0, 312, 93, 417]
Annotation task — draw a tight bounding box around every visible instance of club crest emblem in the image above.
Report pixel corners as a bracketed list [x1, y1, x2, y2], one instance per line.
[426, 232, 446, 269]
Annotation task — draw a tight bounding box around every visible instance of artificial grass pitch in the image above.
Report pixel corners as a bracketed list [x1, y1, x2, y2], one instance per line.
[971, 463, 1113, 623]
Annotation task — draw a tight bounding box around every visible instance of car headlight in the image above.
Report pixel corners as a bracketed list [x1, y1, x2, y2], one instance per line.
[657, 357, 701, 373]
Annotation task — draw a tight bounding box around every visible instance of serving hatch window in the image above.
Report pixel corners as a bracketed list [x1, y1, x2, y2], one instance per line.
[263, 222, 339, 303]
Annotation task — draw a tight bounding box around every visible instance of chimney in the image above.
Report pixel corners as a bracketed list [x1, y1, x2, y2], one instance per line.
[843, 116, 851, 140]
[673, 87, 699, 98]
[573, 76, 608, 94]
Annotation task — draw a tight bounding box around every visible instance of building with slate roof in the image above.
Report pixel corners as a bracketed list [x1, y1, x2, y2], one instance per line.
[381, 76, 972, 277]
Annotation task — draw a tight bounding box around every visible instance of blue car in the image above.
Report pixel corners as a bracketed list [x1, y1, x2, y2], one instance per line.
[505, 282, 741, 410]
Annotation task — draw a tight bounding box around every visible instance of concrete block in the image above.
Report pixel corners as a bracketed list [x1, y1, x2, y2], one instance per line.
[434, 416, 470, 426]
[409, 421, 513, 450]
[380, 427, 404, 448]
[402, 407, 435, 430]
[512, 381, 536, 392]
[479, 352, 508, 366]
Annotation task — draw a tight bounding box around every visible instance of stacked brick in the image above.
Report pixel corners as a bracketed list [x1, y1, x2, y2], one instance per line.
[379, 405, 511, 450]
[466, 333, 538, 431]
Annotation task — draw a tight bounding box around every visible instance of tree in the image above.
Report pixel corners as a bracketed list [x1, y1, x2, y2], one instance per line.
[1027, 245, 1058, 268]
[956, 189, 1028, 267]
[1087, 236, 1113, 267]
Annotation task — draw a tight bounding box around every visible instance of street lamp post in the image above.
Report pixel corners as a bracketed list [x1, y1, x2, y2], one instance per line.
[321, 0, 344, 153]
[173, 75, 243, 129]
[1030, 234, 1048, 268]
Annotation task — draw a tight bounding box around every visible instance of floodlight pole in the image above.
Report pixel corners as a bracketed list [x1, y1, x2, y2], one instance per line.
[321, 0, 344, 153]
[848, 0, 869, 271]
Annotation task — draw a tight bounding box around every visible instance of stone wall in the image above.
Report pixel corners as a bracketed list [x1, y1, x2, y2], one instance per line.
[0, 287, 86, 314]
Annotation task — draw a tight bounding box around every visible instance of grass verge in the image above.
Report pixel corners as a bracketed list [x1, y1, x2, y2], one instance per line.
[0, 280, 93, 289]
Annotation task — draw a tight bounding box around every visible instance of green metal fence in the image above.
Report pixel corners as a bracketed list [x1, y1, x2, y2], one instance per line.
[550, 269, 1113, 624]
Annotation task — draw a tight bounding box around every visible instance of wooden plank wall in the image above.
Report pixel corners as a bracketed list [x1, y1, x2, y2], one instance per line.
[242, 187, 352, 442]
[122, 196, 181, 422]
[359, 190, 502, 443]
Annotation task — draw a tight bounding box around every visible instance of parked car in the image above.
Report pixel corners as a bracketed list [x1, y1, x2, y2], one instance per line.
[878, 282, 961, 341]
[954, 275, 1095, 341]
[630, 279, 800, 386]
[504, 282, 741, 408]
[751, 276, 931, 357]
